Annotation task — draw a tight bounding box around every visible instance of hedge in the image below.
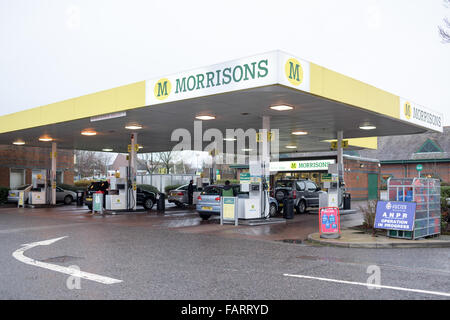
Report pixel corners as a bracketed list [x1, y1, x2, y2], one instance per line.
[138, 184, 159, 194]
[74, 179, 93, 189]
[441, 186, 450, 199]
[164, 184, 183, 194]
[57, 183, 84, 192]
[0, 187, 9, 204]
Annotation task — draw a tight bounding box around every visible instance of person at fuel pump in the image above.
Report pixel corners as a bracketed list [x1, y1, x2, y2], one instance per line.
[222, 180, 236, 197]
[187, 180, 194, 206]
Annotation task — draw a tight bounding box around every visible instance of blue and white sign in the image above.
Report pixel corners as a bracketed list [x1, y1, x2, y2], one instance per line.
[374, 201, 416, 231]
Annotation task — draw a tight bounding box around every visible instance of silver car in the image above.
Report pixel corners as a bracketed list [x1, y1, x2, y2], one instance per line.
[168, 184, 203, 207]
[55, 187, 77, 205]
[8, 184, 32, 203]
[8, 185, 76, 205]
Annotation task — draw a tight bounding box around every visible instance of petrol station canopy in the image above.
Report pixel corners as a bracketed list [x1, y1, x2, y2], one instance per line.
[0, 50, 444, 153]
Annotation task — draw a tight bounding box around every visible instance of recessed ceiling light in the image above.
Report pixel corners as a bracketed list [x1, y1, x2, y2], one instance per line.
[81, 130, 97, 136]
[292, 131, 308, 135]
[13, 141, 25, 145]
[270, 105, 293, 111]
[195, 115, 215, 120]
[102, 148, 113, 152]
[359, 124, 376, 130]
[224, 138, 237, 141]
[285, 145, 297, 149]
[241, 148, 253, 152]
[125, 124, 143, 130]
[39, 137, 53, 142]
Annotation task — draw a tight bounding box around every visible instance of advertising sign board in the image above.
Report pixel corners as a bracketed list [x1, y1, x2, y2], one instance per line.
[319, 207, 341, 238]
[221, 197, 238, 226]
[374, 201, 416, 231]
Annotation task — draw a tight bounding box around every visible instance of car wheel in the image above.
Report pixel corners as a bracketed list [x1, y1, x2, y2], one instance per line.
[275, 190, 288, 202]
[269, 203, 278, 217]
[64, 195, 73, 205]
[143, 197, 154, 210]
[296, 200, 307, 214]
[176, 202, 185, 208]
[199, 213, 211, 220]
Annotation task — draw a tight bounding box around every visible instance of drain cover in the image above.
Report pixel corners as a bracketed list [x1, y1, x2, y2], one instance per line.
[40, 256, 83, 263]
[281, 239, 303, 244]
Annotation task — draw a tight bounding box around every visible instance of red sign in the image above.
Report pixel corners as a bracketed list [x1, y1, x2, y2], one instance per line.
[319, 207, 341, 235]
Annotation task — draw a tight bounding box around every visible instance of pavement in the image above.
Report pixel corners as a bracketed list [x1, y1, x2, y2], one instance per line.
[0, 202, 449, 299]
[308, 229, 450, 248]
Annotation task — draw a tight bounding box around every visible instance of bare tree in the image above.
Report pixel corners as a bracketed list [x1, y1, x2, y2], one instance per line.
[439, 0, 450, 43]
[138, 153, 159, 174]
[74, 150, 112, 179]
[158, 151, 175, 173]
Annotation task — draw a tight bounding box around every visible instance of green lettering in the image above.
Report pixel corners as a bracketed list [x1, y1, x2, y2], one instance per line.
[222, 67, 232, 84]
[175, 77, 186, 93]
[243, 62, 256, 80]
[215, 70, 221, 86]
[206, 72, 215, 88]
[157, 81, 168, 97]
[196, 73, 205, 90]
[232, 65, 243, 82]
[187, 75, 196, 91]
[257, 59, 268, 78]
[288, 61, 300, 81]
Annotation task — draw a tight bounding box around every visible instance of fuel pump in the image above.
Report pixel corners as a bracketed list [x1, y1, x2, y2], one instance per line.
[106, 167, 129, 210]
[29, 173, 48, 205]
[323, 163, 345, 208]
[240, 161, 270, 219]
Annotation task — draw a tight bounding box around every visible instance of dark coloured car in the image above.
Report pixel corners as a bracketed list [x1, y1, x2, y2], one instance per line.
[84, 181, 156, 211]
[84, 181, 110, 210]
[136, 187, 157, 210]
[273, 179, 323, 214]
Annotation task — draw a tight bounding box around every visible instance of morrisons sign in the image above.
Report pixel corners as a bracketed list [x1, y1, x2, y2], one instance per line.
[154, 59, 269, 100]
[146, 51, 311, 105]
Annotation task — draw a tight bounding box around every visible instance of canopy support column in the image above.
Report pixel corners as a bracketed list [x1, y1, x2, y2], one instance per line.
[51, 142, 57, 205]
[129, 133, 137, 211]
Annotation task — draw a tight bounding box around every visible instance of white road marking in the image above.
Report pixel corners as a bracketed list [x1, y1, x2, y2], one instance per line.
[12, 236, 122, 285]
[283, 273, 450, 298]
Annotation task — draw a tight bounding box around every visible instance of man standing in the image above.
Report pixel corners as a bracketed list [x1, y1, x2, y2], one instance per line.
[222, 180, 236, 197]
[187, 180, 194, 207]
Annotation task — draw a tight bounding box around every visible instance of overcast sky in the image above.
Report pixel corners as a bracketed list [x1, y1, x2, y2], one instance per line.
[0, 0, 449, 127]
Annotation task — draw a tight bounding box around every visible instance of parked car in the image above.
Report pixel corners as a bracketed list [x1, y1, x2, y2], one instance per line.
[84, 181, 156, 210]
[136, 187, 157, 210]
[8, 184, 76, 205]
[196, 184, 278, 220]
[7, 184, 32, 203]
[55, 187, 77, 205]
[168, 184, 203, 207]
[273, 179, 323, 214]
[84, 181, 110, 210]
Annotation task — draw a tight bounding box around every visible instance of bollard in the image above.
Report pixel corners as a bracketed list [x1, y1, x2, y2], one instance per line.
[157, 192, 165, 212]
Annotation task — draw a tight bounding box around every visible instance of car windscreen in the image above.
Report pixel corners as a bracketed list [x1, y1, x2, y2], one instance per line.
[201, 186, 222, 195]
[275, 181, 294, 188]
[16, 185, 30, 190]
[88, 181, 109, 190]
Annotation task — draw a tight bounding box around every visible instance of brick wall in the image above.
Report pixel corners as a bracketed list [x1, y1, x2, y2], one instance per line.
[381, 162, 450, 183]
[0, 145, 74, 187]
[344, 158, 380, 201]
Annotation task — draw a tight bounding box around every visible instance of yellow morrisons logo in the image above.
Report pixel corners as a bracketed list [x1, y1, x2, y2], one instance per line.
[285, 58, 303, 86]
[154, 78, 171, 100]
[404, 101, 411, 120]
